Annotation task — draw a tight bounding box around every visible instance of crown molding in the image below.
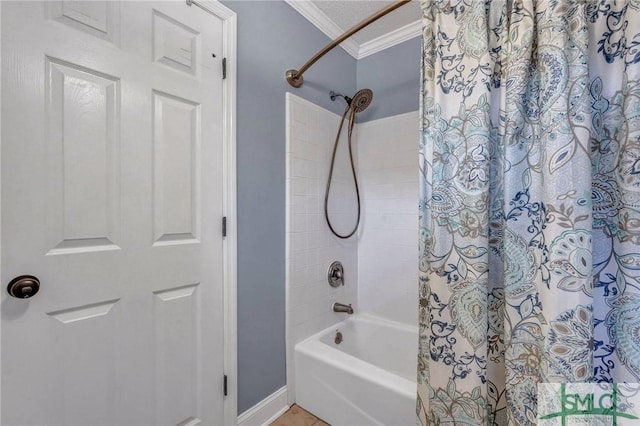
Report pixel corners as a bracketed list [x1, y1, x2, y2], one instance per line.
[357, 19, 421, 59]
[285, 0, 360, 58]
[285, 1, 421, 60]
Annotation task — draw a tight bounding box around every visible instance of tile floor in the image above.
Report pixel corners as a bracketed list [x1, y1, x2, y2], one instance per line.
[270, 404, 330, 426]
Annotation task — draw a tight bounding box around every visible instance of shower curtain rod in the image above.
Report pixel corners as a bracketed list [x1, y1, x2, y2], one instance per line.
[285, 0, 411, 88]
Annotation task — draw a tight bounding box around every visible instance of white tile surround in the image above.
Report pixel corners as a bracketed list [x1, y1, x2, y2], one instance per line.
[357, 111, 419, 326]
[285, 94, 359, 403]
[285, 93, 419, 403]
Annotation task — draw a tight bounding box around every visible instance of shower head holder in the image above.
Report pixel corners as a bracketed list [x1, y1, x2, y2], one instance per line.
[329, 89, 373, 113]
[330, 91, 352, 105]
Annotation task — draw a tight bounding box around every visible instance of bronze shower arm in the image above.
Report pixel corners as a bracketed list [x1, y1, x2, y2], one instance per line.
[285, 0, 412, 88]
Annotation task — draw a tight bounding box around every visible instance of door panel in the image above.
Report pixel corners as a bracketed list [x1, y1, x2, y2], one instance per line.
[153, 283, 201, 425]
[152, 90, 201, 245]
[152, 10, 200, 76]
[1, 1, 225, 424]
[46, 1, 121, 46]
[46, 57, 121, 254]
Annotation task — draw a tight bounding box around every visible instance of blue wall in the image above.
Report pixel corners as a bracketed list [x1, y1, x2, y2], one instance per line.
[223, 0, 420, 413]
[356, 37, 421, 123]
[220, 0, 356, 413]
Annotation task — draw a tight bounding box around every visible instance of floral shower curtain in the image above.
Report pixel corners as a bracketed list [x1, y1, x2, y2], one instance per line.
[417, 0, 640, 424]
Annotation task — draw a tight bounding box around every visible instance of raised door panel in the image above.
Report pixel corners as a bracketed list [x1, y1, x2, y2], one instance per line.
[48, 300, 121, 425]
[152, 9, 200, 76]
[45, 57, 121, 255]
[153, 284, 201, 426]
[152, 91, 201, 246]
[46, 1, 120, 45]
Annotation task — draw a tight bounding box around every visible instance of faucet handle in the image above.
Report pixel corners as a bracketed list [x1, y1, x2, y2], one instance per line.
[327, 261, 344, 287]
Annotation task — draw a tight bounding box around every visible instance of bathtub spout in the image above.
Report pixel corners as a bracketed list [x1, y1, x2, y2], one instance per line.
[333, 302, 354, 314]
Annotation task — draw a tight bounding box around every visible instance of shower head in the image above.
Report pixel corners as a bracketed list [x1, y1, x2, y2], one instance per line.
[329, 88, 374, 113]
[350, 88, 373, 113]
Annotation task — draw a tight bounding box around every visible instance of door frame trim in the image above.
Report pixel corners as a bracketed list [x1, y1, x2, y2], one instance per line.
[0, 1, 238, 423]
[193, 1, 238, 424]
[210, 1, 238, 424]
[0, 2, 4, 422]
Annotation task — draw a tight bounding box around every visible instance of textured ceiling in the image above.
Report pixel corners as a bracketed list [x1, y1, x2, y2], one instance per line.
[309, 0, 421, 45]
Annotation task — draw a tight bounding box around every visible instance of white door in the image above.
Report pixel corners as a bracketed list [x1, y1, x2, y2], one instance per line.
[1, 1, 226, 425]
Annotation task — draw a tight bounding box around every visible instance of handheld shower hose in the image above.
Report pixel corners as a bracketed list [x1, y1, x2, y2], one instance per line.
[324, 89, 373, 239]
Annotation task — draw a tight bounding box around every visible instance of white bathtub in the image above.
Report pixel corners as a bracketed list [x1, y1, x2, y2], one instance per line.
[294, 313, 418, 426]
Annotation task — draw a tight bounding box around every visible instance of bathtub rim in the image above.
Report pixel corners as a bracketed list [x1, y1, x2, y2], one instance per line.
[294, 312, 418, 400]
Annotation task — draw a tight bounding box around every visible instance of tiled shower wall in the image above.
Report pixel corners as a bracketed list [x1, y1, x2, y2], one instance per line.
[356, 111, 419, 326]
[285, 93, 358, 403]
[286, 94, 419, 401]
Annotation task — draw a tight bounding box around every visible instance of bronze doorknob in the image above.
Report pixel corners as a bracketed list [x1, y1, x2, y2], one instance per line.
[7, 275, 40, 299]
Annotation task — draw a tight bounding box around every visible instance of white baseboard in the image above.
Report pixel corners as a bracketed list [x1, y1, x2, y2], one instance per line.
[238, 386, 289, 426]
